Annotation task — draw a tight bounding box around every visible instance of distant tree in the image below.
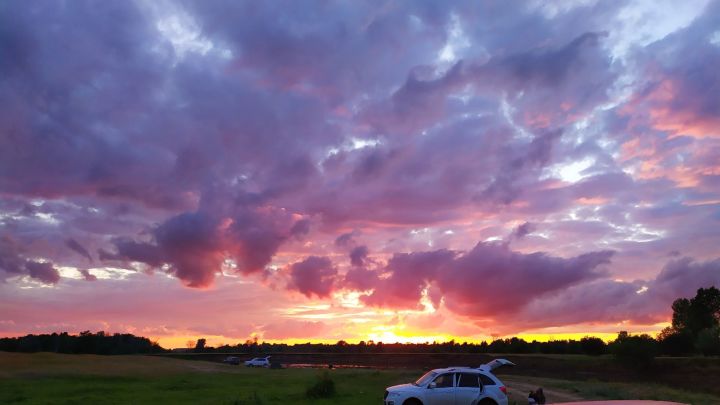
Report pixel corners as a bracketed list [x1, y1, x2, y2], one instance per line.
[671, 286, 720, 339]
[580, 336, 606, 355]
[194, 338, 207, 353]
[663, 286, 720, 355]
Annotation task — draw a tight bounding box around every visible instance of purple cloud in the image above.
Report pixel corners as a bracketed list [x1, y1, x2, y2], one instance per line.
[349, 245, 369, 267]
[24, 261, 61, 285]
[356, 241, 612, 317]
[0, 237, 60, 284]
[510, 222, 535, 240]
[102, 205, 306, 287]
[287, 256, 338, 298]
[516, 256, 720, 329]
[362, 249, 457, 309]
[65, 239, 93, 262]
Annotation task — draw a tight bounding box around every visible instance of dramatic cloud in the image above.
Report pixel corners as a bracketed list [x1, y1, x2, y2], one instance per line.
[438, 243, 614, 317]
[517, 256, 720, 329]
[0, 237, 60, 284]
[358, 241, 613, 318]
[23, 261, 61, 285]
[103, 206, 307, 287]
[287, 256, 338, 298]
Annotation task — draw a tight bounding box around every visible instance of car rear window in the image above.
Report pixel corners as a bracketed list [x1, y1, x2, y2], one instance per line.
[479, 374, 496, 385]
[458, 373, 480, 388]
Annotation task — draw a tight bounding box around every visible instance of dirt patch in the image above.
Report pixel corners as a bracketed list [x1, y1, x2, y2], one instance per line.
[504, 376, 584, 404]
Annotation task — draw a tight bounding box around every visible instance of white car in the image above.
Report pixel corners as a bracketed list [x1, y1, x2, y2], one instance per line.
[384, 359, 514, 405]
[243, 356, 271, 367]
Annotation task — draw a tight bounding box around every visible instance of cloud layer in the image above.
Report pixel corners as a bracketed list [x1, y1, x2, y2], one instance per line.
[1, 0, 719, 342]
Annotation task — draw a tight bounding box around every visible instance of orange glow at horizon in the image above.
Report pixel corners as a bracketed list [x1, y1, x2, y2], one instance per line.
[151, 327, 669, 349]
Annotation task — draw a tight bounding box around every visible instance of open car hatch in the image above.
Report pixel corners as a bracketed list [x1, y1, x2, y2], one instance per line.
[478, 358, 516, 371]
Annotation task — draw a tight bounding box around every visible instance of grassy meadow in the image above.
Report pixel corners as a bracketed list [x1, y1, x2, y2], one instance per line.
[1, 352, 719, 404]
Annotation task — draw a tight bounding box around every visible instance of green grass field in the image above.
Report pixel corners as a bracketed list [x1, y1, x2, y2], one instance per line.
[0, 352, 415, 404]
[1, 352, 718, 404]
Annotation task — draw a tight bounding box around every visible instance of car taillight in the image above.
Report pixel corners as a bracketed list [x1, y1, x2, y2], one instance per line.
[500, 386, 507, 395]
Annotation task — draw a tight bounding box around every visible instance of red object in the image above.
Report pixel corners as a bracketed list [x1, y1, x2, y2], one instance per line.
[499, 386, 507, 395]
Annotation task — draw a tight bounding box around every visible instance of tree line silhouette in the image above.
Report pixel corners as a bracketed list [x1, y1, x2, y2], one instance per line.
[1, 287, 717, 357]
[0, 331, 163, 354]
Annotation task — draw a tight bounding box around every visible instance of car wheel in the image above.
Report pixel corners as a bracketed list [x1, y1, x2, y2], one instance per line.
[478, 399, 497, 405]
[402, 398, 423, 405]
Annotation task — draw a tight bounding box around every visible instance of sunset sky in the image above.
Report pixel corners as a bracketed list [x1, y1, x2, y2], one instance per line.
[1, 0, 720, 348]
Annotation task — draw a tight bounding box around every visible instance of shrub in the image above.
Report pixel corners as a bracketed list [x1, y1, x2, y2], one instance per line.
[231, 391, 264, 405]
[305, 372, 336, 399]
[696, 327, 720, 356]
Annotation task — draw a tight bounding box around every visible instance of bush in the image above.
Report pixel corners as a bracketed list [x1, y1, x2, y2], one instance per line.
[611, 332, 658, 369]
[696, 327, 720, 356]
[658, 330, 694, 356]
[305, 372, 336, 399]
[231, 391, 264, 405]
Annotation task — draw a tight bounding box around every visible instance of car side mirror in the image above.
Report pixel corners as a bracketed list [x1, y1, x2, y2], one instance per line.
[428, 382, 437, 389]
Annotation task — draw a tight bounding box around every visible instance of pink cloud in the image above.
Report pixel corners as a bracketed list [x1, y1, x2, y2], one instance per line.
[287, 256, 338, 298]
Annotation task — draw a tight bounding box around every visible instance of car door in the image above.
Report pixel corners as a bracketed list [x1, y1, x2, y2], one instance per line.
[454, 373, 481, 404]
[426, 373, 455, 405]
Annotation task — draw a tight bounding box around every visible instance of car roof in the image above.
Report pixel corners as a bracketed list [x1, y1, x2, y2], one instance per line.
[431, 367, 489, 374]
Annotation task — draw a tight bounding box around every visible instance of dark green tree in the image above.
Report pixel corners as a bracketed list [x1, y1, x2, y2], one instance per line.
[671, 286, 720, 338]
